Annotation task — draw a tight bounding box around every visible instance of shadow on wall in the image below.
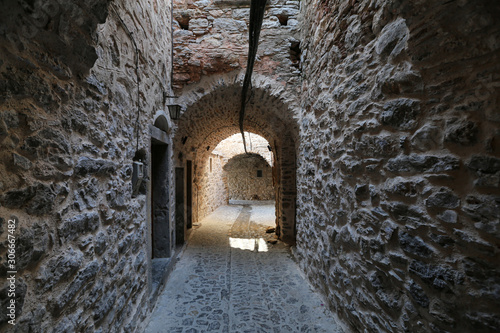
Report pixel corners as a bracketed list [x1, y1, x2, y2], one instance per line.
[223, 153, 274, 201]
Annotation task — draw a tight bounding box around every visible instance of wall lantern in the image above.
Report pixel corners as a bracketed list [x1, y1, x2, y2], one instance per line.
[167, 104, 182, 121]
[164, 93, 181, 121]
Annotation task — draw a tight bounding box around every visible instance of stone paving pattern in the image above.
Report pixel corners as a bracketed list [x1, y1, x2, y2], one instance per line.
[145, 204, 343, 333]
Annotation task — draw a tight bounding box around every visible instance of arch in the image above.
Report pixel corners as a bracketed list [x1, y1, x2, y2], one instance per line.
[214, 132, 273, 166]
[173, 71, 298, 244]
[153, 111, 171, 133]
[224, 153, 272, 169]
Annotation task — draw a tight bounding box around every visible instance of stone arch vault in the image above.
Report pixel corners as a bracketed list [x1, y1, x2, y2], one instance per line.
[173, 72, 299, 243]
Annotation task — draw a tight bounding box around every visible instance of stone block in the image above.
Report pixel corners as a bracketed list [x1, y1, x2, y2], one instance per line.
[12, 306, 46, 333]
[436, 210, 458, 224]
[409, 260, 463, 289]
[93, 287, 117, 323]
[58, 212, 100, 242]
[36, 248, 83, 293]
[386, 202, 428, 227]
[118, 234, 133, 254]
[462, 257, 500, 295]
[0, 110, 20, 128]
[74, 157, 116, 177]
[134, 251, 146, 272]
[425, 188, 460, 209]
[375, 18, 409, 59]
[213, 18, 247, 32]
[429, 301, 455, 325]
[94, 232, 107, 256]
[473, 173, 500, 188]
[466, 155, 500, 174]
[354, 134, 400, 157]
[381, 98, 420, 129]
[408, 280, 429, 308]
[65, 109, 90, 134]
[106, 189, 128, 208]
[15, 224, 50, 270]
[453, 229, 495, 256]
[27, 183, 57, 215]
[355, 184, 369, 201]
[429, 232, 455, 248]
[399, 232, 433, 257]
[232, 8, 250, 20]
[0, 119, 7, 138]
[444, 119, 478, 146]
[12, 153, 32, 170]
[410, 124, 441, 152]
[345, 16, 361, 51]
[462, 195, 500, 239]
[190, 18, 209, 34]
[86, 74, 107, 95]
[51, 261, 100, 316]
[380, 220, 398, 242]
[386, 154, 460, 174]
[380, 68, 424, 95]
[50, 317, 75, 333]
[338, 155, 362, 174]
[0, 183, 56, 216]
[465, 312, 500, 331]
[40, 128, 71, 152]
[384, 177, 424, 198]
[83, 280, 104, 310]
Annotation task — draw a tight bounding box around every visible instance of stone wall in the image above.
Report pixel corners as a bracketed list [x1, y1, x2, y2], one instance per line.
[172, 0, 301, 90]
[195, 153, 227, 222]
[0, 0, 173, 331]
[224, 153, 274, 201]
[295, 0, 500, 332]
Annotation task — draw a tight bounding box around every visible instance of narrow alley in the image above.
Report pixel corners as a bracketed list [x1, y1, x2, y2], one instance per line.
[145, 203, 343, 333]
[1, 1, 499, 332]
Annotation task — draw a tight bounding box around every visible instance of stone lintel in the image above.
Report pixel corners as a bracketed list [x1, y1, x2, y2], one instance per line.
[150, 125, 169, 144]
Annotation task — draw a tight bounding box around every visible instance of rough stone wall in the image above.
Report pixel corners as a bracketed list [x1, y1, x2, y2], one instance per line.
[224, 153, 274, 200]
[213, 132, 273, 166]
[0, 0, 173, 331]
[295, 0, 500, 332]
[172, 0, 301, 90]
[195, 153, 227, 222]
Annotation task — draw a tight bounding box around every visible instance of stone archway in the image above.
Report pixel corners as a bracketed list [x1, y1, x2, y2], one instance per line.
[173, 72, 299, 244]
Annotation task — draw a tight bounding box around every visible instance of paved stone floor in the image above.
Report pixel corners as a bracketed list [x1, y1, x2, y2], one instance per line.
[145, 203, 344, 333]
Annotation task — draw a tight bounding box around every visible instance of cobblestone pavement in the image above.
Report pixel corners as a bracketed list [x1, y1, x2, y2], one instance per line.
[145, 204, 344, 333]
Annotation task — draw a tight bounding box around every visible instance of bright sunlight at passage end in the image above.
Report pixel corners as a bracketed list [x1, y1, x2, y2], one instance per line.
[229, 237, 269, 252]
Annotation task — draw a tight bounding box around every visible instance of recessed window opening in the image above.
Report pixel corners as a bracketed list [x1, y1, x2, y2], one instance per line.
[177, 16, 190, 30]
[210, 157, 213, 173]
[276, 14, 288, 26]
[257, 170, 263, 177]
[290, 41, 301, 69]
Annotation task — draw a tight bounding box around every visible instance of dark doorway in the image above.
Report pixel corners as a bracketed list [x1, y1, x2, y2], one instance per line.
[186, 160, 193, 229]
[151, 139, 171, 258]
[175, 167, 185, 245]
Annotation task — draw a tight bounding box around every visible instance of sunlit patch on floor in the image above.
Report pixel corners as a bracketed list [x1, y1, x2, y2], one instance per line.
[229, 237, 269, 252]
